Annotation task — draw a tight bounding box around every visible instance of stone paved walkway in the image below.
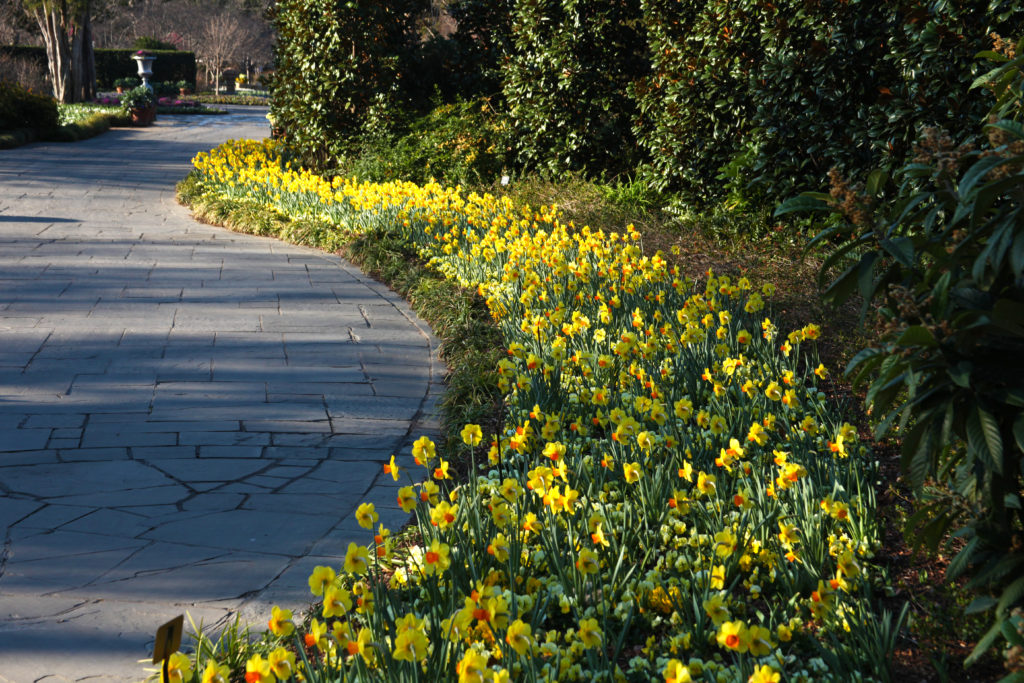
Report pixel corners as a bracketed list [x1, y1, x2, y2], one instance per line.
[0, 108, 441, 682]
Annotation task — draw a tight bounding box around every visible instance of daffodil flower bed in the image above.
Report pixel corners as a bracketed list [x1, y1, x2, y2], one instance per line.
[180, 139, 895, 683]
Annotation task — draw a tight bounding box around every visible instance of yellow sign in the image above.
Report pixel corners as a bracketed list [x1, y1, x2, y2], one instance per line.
[152, 615, 184, 665]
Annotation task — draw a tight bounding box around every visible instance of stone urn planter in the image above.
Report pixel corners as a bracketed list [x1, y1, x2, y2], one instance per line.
[131, 104, 157, 127]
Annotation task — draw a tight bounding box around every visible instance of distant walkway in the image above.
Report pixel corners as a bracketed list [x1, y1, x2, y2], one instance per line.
[0, 107, 441, 682]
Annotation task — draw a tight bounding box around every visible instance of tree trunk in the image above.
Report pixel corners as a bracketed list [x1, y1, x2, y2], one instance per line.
[71, 3, 95, 103]
[32, 3, 73, 102]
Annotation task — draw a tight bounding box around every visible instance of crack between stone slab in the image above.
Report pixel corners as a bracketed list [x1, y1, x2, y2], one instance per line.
[0, 529, 10, 580]
[20, 329, 53, 375]
[88, 547, 238, 588]
[0, 598, 97, 627]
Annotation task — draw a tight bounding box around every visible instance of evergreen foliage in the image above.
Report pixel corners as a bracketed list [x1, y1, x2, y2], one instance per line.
[267, 0, 429, 169]
[502, 0, 648, 177]
[633, 0, 1023, 202]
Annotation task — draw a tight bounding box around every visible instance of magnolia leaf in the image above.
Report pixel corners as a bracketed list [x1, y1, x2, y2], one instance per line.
[856, 251, 879, 302]
[1011, 231, 1024, 278]
[983, 118, 1024, 141]
[865, 168, 889, 197]
[947, 536, 981, 580]
[822, 261, 861, 306]
[960, 154, 1014, 198]
[1014, 414, 1024, 454]
[974, 174, 1024, 234]
[965, 595, 998, 614]
[773, 194, 831, 216]
[880, 236, 914, 266]
[896, 325, 937, 347]
[967, 407, 1004, 475]
[997, 575, 1024, 615]
[973, 50, 1009, 63]
[966, 620, 1003, 666]
[948, 362, 972, 388]
[992, 299, 1024, 335]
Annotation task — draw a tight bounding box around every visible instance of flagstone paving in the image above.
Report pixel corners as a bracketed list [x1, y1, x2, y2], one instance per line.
[0, 108, 442, 682]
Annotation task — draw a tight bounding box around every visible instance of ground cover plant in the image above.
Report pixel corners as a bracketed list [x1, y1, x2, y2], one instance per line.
[161, 139, 903, 683]
[0, 83, 129, 147]
[87, 95, 226, 116]
[191, 93, 269, 106]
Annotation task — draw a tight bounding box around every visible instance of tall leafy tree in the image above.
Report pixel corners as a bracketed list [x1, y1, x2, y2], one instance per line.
[447, 0, 514, 96]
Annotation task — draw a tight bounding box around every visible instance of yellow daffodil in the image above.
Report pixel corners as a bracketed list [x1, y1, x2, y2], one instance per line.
[323, 584, 352, 618]
[383, 453, 401, 481]
[749, 664, 781, 683]
[307, 565, 336, 596]
[576, 548, 600, 574]
[506, 619, 533, 655]
[422, 539, 451, 576]
[461, 423, 483, 446]
[267, 605, 294, 637]
[200, 660, 229, 683]
[397, 485, 417, 512]
[411, 435, 436, 465]
[355, 502, 378, 529]
[343, 542, 370, 575]
[664, 658, 692, 683]
[162, 652, 192, 683]
[578, 618, 602, 648]
[244, 654, 273, 683]
[716, 620, 749, 652]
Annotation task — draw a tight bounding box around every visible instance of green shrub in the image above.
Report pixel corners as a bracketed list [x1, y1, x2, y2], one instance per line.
[343, 98, 508, 186]
[502, 0, 648, 177]
[633, 0, 1023, 204]
[632, 0, 764, 201]
[119, 85, 154, 112]
[268, 0, 429, 170]
[778, 40, 1024, 669]
[0, 44, 47, 71]
[0, 81, 58, 131]
[0, 128, 37, 149]
[46, 113, 111, 142]
[113, 76, 140, 90]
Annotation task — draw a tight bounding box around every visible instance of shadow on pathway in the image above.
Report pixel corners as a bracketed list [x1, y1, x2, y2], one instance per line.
[0, 107, 441, 682]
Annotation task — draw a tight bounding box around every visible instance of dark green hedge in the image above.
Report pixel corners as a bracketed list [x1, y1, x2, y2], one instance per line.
[0, 45, 195, 90]
[93, 49, 196, 89]
[0, 44, 47, 68]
